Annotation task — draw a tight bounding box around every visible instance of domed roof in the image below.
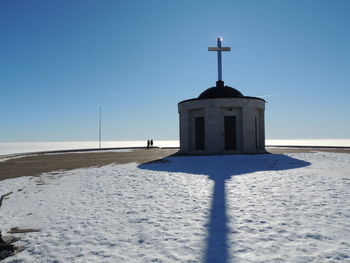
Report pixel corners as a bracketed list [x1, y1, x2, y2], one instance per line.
[198, 81, 243, 99]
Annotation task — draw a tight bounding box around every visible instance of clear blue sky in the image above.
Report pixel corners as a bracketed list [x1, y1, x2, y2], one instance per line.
[1, 0, 349, 142]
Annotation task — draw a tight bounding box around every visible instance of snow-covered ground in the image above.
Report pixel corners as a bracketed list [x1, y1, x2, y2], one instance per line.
[1, 139, 350, 155]
[0, 152, 349, 262]
[265, 139, 350, 147]
[0, 141, 179, 156]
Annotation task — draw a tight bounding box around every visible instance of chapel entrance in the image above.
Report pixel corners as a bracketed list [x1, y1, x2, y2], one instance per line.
[224, 116, 237, 150]
[195, 117, 205, 150]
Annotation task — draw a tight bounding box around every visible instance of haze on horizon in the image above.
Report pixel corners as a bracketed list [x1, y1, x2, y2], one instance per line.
[1, 0, 349, 142]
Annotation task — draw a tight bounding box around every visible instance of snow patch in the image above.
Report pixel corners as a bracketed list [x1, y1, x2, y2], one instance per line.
[0, 153, 349, 262]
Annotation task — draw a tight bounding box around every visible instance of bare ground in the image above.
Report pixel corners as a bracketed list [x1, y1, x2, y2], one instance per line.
[0, 149, 177, 181]
[0, 147, 349, 181]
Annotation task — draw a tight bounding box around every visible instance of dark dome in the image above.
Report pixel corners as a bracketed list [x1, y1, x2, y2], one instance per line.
[198, 81, 243, 99]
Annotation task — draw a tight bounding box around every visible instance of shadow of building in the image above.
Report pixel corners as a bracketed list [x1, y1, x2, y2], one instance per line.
[138, 154, 310, 263]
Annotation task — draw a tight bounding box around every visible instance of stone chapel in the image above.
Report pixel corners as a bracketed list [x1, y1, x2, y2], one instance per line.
[178, 38, 266, 154]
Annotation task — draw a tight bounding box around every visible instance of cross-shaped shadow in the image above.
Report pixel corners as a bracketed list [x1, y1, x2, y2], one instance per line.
[138, 153, 310, 263]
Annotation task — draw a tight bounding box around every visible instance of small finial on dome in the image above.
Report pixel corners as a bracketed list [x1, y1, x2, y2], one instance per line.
[216, 80, 224, 88]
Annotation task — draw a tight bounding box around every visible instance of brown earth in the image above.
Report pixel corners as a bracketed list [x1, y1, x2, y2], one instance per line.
[0, 148, 177, 182]
[0, 147, 349, 182]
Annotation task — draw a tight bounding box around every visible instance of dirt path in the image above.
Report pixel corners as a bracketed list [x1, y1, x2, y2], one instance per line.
[0, 149, 178, 181]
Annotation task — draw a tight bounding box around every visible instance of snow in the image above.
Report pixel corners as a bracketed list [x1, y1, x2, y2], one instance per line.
[0, 152, 349, 262]
[0, 155, 36, 163]
[1, 139, 350, 156]
[265, 139, 350, 147]
[0, 141, 179, 156]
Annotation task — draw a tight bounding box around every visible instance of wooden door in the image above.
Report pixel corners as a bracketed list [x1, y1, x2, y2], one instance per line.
[224, 116, 236, 150]
[195, 117, 205, 150]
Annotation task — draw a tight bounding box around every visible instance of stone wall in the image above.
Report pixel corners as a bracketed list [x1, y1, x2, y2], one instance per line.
[178, 98, 265, 154]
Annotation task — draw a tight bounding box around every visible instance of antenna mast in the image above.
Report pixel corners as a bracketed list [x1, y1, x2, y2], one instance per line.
[99, 106, 102, 149]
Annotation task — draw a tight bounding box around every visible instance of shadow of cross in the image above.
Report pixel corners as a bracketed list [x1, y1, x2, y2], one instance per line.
[138, 153, 310, 263]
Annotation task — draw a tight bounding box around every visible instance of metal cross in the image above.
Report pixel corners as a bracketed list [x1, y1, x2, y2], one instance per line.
[208, 37, 231, 82]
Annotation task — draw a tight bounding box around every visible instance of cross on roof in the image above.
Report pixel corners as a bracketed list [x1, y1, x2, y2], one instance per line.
[208, 37, 231, 82]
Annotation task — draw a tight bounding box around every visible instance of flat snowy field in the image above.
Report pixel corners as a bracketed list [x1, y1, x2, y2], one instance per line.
[1, 139, 350, 155]
[0, 152, 349, 262]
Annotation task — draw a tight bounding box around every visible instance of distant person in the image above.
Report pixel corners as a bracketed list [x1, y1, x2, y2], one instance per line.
[150, 140, 153, 147]
[147, 140, 150, 149]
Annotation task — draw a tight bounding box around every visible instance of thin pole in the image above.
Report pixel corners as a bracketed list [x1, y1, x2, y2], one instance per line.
[217, 37, 222, 81]
[99, 107, 101, 149]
